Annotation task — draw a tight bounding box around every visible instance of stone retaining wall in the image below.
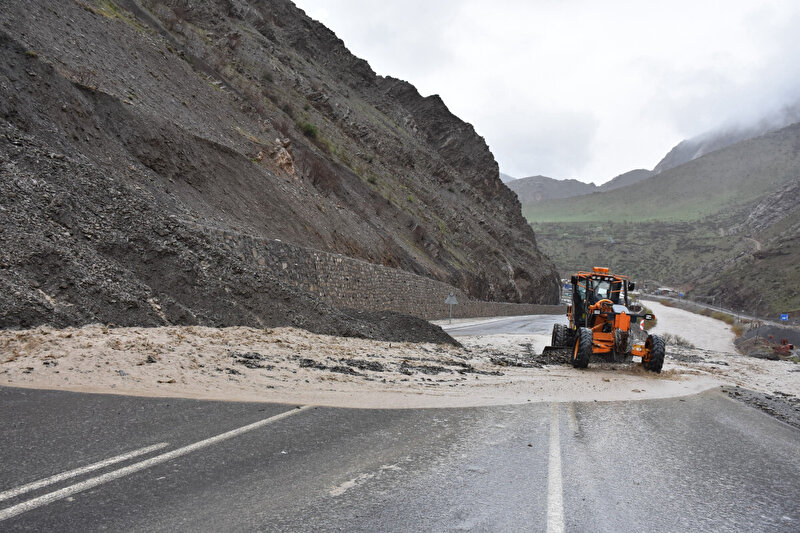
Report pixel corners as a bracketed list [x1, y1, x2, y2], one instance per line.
[192, 223, 565, 320]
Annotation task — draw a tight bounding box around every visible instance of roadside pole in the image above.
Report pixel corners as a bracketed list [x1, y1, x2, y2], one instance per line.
[445, 292, 458, 324]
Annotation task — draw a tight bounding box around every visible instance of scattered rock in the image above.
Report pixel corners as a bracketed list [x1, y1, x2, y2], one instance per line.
[722, 386, 800, 429]
[329, 365, 362, 376]
[230, 351, 274, 370]
[398, 361, 449, 375]
[490, 355, 543, 368]
[342, 359, 385, 372]
[299, 358, 326, 370]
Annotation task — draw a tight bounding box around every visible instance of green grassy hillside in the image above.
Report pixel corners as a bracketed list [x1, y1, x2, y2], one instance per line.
[524, 123, 800, 223]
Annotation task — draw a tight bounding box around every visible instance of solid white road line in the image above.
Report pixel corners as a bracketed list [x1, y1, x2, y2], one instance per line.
[547, 402, 565, 533]
[441, 317, 512, 331]
[0, 406, 313, 522]
[0, 442, 170, 503]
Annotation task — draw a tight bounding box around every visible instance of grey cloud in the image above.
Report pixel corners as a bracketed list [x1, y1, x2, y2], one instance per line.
[487, 109, 599, 179]
[295, 0, 800, 182]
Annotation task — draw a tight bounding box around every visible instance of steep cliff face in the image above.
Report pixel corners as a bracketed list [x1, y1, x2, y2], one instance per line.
[0, 0, 559, 331]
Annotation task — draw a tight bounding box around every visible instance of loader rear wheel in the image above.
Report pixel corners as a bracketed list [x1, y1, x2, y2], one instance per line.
[572, 327, 592, 369]
[551, 323, 569, 348]
[643, 334, 665, 373]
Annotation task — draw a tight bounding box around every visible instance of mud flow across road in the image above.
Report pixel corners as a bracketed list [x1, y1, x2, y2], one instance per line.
[4, 307, 796, 410]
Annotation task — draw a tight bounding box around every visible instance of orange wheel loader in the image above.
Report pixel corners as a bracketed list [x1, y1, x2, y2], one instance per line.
[547, 267, 665, 372]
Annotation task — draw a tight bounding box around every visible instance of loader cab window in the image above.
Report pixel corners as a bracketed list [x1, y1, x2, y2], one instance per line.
[589, 279, 622, 304]
[610, 280, 622, 304]
[574, 283, 586, 307]
[573, 281, 587, 327]
[593, 280, 609, 301]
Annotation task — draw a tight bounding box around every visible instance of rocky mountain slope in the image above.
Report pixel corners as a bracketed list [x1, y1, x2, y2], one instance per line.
[0, 0, 559, 333]
[525, 124, 800, 316]
[507, 169, 651, 205]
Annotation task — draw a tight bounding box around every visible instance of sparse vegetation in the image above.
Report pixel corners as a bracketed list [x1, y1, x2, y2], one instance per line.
[298, 121, 318, 139]
[279, 102, 294, 118]
[711, 311, 735, 325]
[660, 333, 695, 348]
[642, 305, 657, 329]
[301, 155, 339, 196]
[275, 119, 291, 137]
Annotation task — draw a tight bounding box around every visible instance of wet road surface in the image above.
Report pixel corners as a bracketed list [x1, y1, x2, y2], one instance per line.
[2, 386, 798, 532]
[441, 314, 566, 336]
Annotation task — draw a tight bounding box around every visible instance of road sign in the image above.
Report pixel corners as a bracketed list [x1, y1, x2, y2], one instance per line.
[445, 292, 458, 324]
[780, 313, 789, 321]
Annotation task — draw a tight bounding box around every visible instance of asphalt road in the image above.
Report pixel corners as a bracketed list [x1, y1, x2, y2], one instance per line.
[441, 314, 566, 336]
[2, 385, 799, 532]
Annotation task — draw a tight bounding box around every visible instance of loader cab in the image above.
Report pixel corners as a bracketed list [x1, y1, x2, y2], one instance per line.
[570, 268, 630, 328]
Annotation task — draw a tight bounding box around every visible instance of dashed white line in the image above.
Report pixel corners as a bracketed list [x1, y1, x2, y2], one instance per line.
[0, 406, 312, 522]
[0, 442, 169, 503]
[547, 402, 565, 533]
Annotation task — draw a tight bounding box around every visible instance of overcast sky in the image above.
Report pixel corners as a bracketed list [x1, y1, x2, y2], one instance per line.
[292, 1, 800, 184]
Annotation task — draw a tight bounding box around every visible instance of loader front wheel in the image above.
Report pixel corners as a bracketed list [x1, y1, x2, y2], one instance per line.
[551, 323, 569, 348]
[572, 327, 592, 369]
[643, 334, 665, 373]
[612, 329, 632, 363]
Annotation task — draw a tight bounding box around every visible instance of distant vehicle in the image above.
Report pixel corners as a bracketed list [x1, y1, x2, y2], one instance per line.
[545, 267, 665, 372]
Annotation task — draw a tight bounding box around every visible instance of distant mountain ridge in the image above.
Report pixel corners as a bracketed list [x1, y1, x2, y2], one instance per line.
[653, 103, 800, 174]
[507, 168, 652, 205]
[510, 103, 800, 207]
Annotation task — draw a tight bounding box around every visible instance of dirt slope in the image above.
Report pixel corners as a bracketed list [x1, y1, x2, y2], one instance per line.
[0, 0, 559, 334]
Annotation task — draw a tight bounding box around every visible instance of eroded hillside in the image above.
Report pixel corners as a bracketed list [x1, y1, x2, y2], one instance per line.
[0, 0, 559, 331]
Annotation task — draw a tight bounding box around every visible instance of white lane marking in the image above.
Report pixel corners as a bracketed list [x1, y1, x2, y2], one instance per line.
[329, 472, 375, 497]
[547, 402, 565, 533]
[0, 406, 312, 522]
[567, 402, 578, 434]
[329, 464, 402, 497]
[441, 317, 510, 331]
[0, 442, 169, 503]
